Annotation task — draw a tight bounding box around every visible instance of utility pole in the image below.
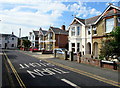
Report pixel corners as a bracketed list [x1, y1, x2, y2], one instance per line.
[19, 28, 21, 38]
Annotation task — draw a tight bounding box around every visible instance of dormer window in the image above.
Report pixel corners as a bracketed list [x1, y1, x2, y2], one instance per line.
[106, 18, 114, 33]
[71, 27, 75, 36]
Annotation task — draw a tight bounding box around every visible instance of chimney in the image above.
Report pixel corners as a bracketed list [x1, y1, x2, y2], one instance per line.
[108, 3, 113, 5]
[12, 32, 14, 35]
[61, 25, 65, 30]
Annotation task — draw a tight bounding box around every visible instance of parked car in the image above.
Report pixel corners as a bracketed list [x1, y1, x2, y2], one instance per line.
[30, 47, 39, 52]
[53, 48, 69, 55]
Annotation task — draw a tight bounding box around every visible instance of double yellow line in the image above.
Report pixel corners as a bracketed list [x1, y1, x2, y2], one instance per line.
[44, 60, 120, 87]
[3, 51, 26, 88]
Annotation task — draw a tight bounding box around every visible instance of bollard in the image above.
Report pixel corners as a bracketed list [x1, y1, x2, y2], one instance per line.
[54, 50, 56, 58]
[77, 52, 82, 63]
[64, 51, 67, 60]
[100, 60, 103, 68]
[69, 51, 73, 61]
[113, 61, 117, 70]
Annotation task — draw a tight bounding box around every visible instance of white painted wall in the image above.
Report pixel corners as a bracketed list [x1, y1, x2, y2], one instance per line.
[68, 23, 83, 53]
[0, 35, 18, 49]
[68, 22, 92, 55]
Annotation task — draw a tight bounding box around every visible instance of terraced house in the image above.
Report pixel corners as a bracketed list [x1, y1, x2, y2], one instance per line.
[44, 25, 68, 51]
[68, 4, 120, 58]
[38, 28, 47, 50]
[28, 31, 39, 48]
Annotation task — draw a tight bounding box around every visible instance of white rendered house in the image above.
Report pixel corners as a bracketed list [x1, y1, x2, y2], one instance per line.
[68, 17, 93, 55]
[0, 33, 18, 49]
[28, 31, 39, 48]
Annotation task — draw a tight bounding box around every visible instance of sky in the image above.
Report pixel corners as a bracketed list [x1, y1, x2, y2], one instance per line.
[0, 0, 119, 37]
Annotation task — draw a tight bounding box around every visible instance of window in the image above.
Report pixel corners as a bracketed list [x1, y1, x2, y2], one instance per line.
[117, 17, 120, 26]
[5, 37, 7, 40]
[88, 27, 91, 35]
[71, 27, 75, 36]
[77, 43, 80, 52]
[106, 18, 114, 33]
[72, 43, 75, 47]
[11, 44, 14, 47]
[118, 17, 120, 22]
[71, 43, 75, 52]
[33, 36, 34, 40]
[12, 38, 14, 40]
[50, 33, 52, 39]
[77, 26, 80, 35]
[93, 27, 97, 34]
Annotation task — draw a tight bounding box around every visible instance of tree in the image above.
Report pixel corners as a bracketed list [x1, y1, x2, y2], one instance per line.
[22, 40, 31, 48]
[110, 26, 120, 56]
[100, 26, 120, 60]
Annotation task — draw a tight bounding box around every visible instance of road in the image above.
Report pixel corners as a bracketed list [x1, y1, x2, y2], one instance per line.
[2, 50, 119, 88]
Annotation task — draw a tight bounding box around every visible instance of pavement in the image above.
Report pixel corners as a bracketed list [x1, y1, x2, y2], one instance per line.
[19, 50, 120, 85]
[2, 49, 120, 88]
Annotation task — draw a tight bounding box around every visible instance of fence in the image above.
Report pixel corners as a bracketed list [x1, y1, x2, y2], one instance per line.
[54, 51, 120, 70]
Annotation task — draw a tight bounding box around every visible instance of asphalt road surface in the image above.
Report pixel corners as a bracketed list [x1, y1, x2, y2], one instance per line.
[2, 50, 119, 88]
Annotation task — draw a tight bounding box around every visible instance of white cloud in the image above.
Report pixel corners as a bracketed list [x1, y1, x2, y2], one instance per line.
[68, 1, 101, 18]
[0, 0, 68, 37]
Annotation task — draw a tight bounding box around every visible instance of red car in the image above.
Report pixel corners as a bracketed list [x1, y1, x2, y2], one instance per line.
[30, 47, 39, 52]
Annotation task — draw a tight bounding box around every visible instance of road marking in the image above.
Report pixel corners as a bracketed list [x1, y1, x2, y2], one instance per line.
[45, 60, 120, 87]
[19, 50, 120, 87]
[61, 79, 77, 87]
[3, 56, 15, 87]
[3, 51, 26, 88]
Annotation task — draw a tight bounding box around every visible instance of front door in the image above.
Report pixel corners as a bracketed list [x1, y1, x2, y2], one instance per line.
[5, 43, 7, 49]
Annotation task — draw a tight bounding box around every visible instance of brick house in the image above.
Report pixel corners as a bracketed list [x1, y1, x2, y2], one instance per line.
[92, 4, 120, 57]
[44, 25, 68, 51]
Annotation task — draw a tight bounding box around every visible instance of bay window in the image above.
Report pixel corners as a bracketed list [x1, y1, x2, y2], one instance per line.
[106, 18, 114, 33]
[117, 17, 120, 26]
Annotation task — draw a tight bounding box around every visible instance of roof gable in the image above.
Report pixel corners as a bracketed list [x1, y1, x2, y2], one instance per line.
[70, 17, 85, 26]
[49, 27, 68, 35]
[39, 28, 47, 35]
[33, 31, 39, 36]
[94, 5, 120, 24]
[0, 34, 18, 38]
